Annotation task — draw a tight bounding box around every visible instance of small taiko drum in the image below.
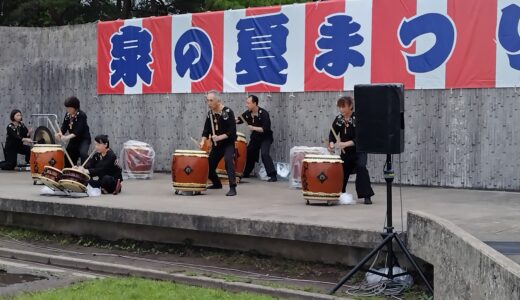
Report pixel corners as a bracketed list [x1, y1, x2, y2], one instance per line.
[59, 168, 90, 193]
[39, 166, 63, 191]
[301, 155, 344, 204]
[171, 150, 209, 193]
[216, 132, 247, 180]
[29, 144, 65, 180]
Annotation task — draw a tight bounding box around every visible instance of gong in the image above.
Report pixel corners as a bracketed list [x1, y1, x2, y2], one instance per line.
[33, 126, 55, 144]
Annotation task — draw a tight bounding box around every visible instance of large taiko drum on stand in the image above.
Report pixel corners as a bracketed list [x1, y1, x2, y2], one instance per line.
[171, 150, 209, 193]
[216, 132, 247, 181]
[59, 168, 90, 193]
[301, 154, 344, 205]
[29, 144, 65, 180]
[39, 166, 63, 191]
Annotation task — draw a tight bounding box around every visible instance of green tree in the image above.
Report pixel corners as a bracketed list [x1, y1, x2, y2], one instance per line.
[204, 0, 310, 11]
[0, 0, 314, 27]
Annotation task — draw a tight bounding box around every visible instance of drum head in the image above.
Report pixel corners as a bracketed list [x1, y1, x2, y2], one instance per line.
[304, 154, 341, 159]
[62, 168, 91, 181]
[59, 179, 87, 193]
[40, 176, 63, 191]
[236, 132, 247, 143]
[43, 166, 62, 174]
[174, 150, 208, 157]
[33, 126, 55, 144]
[31, 144, 63, 151]
[303, 154, 342, 164]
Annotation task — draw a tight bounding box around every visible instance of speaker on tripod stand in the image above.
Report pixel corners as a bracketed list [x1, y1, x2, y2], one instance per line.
[329, 84, 433, 295]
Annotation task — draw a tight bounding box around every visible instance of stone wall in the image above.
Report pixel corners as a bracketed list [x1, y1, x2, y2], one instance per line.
[2, 24, 520, 189]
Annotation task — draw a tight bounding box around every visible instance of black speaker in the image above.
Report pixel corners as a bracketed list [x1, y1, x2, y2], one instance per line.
[354, 84, 404, 154]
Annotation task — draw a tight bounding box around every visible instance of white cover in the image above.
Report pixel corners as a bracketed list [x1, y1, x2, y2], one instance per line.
[289, 146, 330, 188]
[120, 140, 156, 180]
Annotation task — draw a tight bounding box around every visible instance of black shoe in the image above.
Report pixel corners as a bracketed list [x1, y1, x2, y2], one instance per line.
[242, 174, 250, 178]
[113, 179, 122, 195]
[208, 184, 223, 189]
[226, 187, 237, 196]
[267, 176, 277, 182]
[364, 197, 372, 205]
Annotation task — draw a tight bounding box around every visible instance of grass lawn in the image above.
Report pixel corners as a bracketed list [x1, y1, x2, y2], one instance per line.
[7, 277, 278, 300]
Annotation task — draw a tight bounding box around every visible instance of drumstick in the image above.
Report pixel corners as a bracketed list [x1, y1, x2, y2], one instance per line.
[190, 136, 200, 148]
[47, 117, 60, 144]
[53, 119, 75, 166]
[238, 114, 254, 132]
[238, 114, 247, 125]
[53, 119, 63, 138]
[208, 111, 217, 146]
[62, 143, 75, 167]
[81, 150, 96, 168]
[330, 126, 345, 155]
[323, 140, 332, 152]
[46, 118, 59, 137]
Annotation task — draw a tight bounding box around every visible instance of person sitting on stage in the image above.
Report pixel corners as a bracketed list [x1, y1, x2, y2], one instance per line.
[328, 96, 374, 205]
[55, 96, 91, 167]
[1, 109, 32, 170]
[77, 134, 122, 195]
[199, 91, 237, 196]
[236, 95, 277, 182]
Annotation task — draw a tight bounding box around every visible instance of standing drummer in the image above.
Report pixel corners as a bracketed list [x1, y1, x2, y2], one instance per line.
[55, 96, 91, 167]
[199, 91, 237, 196]
[236, 95, 277, 182]
[328, 96, 374, 205]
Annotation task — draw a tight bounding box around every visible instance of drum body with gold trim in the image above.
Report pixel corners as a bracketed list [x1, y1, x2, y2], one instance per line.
[171, 150, 209, 192]
[301, 155, 344, 202]
[59, 168, 90, 193]
[216, 132, 247, 180]
[39, 166, 63, 191]
[29, 144, 65, 180]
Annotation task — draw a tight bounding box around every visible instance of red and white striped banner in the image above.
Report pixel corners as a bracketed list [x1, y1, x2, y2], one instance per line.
[97, 0, 520, 94]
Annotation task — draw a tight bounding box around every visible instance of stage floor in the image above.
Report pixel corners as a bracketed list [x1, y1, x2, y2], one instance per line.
[1, 171, 519, 264]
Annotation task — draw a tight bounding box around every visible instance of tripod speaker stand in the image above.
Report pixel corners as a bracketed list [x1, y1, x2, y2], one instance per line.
[329, 154, 433, 295]
[329, 84, 433, 296]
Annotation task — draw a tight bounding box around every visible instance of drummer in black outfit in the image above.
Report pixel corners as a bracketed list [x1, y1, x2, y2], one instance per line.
[77, 135, 122, 195]
[1, 109, 32, 170]
[199, 91, 237, 196]
[55, 96, 91, 167]
[236, 95, 277, 182]
[328, 96, 374, 205]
